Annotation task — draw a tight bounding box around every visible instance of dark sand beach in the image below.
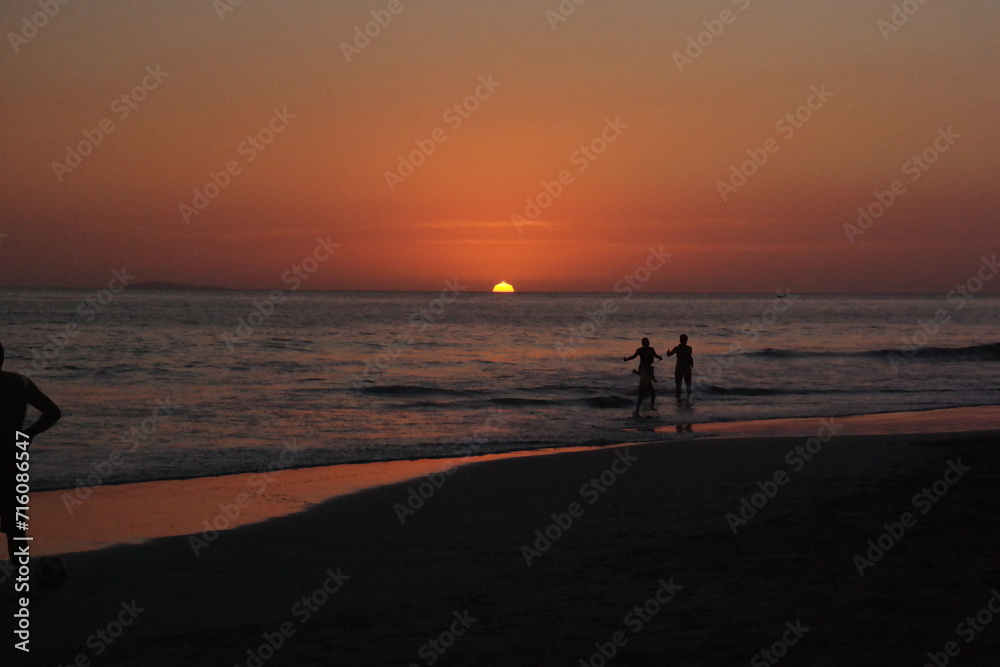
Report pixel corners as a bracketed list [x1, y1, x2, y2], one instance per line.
[6, 410, 1000, 666]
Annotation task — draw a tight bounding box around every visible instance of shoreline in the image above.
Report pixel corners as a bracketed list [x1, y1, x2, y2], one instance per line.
[31, 403, 1000, 495]
[688, 404, 1000, 438]
[9, 404, 1000, 560]
[11, 418, 1000, 665]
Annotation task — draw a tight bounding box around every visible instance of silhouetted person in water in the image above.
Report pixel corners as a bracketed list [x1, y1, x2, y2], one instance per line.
[666, 334, 694, 399]
[623, 337, 662, 416]
[0, 343, 61, 593]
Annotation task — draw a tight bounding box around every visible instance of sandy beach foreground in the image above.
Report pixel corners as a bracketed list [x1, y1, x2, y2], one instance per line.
[6, 416, 1000, 665]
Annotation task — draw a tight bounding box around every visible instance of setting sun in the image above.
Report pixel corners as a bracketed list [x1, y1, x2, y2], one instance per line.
[492, 281, 515, 293]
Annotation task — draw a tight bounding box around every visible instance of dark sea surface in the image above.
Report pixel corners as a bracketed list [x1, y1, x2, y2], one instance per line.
[1, 289, 997, 490]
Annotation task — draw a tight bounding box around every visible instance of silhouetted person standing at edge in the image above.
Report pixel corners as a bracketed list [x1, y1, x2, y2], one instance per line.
[623, 337, 662, 417]
[0, 343, 61, 596]
[666, 334, 694, 399]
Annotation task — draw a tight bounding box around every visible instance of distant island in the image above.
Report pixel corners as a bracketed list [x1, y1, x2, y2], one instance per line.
[132, 281, 228, 291]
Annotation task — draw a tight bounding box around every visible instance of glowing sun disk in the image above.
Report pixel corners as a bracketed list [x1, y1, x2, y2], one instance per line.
[492, 281, 515, 293]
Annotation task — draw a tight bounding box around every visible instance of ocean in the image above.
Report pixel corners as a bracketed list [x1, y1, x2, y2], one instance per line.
[1, 289, 997, 491]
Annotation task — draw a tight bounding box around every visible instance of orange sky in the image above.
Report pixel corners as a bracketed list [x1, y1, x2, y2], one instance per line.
[1, 1, 997, 292]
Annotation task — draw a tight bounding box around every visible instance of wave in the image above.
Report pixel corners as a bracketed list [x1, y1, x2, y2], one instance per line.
[584, 395, 634, 409]
[367, 388, 633, 409]
[700, 385, 788, 396]
[363, 383, 923, 405]
[744, 343, 1000, 361]
[490, 397, 558, 406]
[870, 343, 1000, 361]
[359, 385, 480, 397]
[529, 384, 603, 392]
[698, 385, 925, 397]
[748, 348, 805, 358]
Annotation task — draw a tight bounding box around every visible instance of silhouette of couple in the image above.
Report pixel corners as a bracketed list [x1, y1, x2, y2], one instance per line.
[622, 335, 693, 416]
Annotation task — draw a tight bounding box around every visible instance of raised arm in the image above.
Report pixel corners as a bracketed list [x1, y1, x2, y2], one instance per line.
[22, 380, 61, 439]
[665, 346, 676, 357]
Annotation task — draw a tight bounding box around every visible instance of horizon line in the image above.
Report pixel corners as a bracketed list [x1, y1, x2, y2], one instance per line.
[1, 285, 998, 298]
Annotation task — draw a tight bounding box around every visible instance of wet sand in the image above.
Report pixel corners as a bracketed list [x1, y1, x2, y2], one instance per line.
[5, 409, 1000, 665]
[13, 405, 1000, 559]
